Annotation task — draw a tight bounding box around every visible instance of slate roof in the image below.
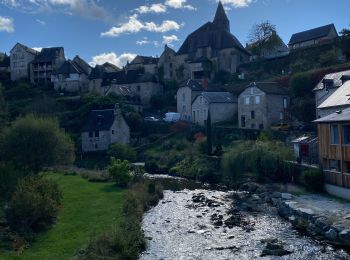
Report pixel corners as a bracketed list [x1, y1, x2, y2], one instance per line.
[89, 65, 106, 79]
[33, 47, 64, 63]
[177, 22, 249, 56]
[213, 1, 229, 31]
[130, 55, 159, 65]
[11, 43, 39, 56]
[201, 92, 237, 104]
[314, 107, 350, 123]
[101, 70, 157, 86]
[82, 109, 115, 132]
[103, 62, 121, 72]
[313, 70, 350, 91]
[317, 81, 350, 109]
[73, 55, 92, 74]
[54, 60, 89, 75]
[247, 82, 289, 95]
[288, 24, 337, 45]
[179, 79, 203, 91]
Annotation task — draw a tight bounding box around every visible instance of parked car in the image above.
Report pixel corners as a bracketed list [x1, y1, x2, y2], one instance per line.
[271, 123, 291, 131]
[144, 116, 159, 122]
[163, 112, 180, 122]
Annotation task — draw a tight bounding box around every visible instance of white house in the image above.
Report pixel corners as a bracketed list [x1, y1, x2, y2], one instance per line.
[10, 43, 38, 81]
[81, 106, 130, 152]
[192, 92, 237, 126]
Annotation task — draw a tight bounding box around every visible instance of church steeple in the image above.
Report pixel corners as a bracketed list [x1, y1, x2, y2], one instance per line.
[213, 1, 230, 32]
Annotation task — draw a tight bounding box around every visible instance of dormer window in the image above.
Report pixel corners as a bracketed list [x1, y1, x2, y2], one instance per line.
[341, 75, 350, 85]
[323, 79, 334, 90]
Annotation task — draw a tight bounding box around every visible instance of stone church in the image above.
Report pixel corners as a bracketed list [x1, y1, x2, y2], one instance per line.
[158, 1, 250, 81]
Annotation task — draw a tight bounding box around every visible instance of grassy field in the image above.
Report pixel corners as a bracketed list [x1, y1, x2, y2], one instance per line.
[1, 172, 125, 260]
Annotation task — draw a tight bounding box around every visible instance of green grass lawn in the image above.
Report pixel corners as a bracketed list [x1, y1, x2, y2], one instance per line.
[1, 172, 125, 260]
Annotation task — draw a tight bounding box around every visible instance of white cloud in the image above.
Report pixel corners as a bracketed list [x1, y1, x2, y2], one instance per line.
[36, 18, 46, 25]
[136, 3, 167, 14]
[162, 35, 179, 46]
[89, 52, 137, 68]
[136, 38, 160, 47]
[165, 0, 196, 10]
[1, 0, 109, 21]
[32, 47, 43, 52]
[101, 14, 183, 37]
[219, 0, 253, 8]
[0, 16, 14, 32]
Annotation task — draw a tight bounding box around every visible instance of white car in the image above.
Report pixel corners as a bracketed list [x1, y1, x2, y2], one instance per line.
[163, 112, 180, 122]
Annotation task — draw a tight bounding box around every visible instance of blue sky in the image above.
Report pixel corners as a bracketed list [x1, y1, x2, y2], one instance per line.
[0, 0, 349, 67]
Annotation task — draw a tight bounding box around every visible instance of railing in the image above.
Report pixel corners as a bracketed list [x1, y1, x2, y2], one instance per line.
[324, 170, 350, 188]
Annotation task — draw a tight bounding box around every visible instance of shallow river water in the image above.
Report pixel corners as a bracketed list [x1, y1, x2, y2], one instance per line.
[140, 189, 350, 260]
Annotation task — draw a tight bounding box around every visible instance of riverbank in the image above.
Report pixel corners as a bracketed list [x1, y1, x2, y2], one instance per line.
[236, 182, 350, 251]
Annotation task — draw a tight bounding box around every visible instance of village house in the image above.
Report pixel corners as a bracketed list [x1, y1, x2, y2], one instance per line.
[81, 105, 130, 152]
[192, 91, 237, 126]
[30, 47, 66, 84]
[176, 79, 204, 121]
[313, 70, 350, 118]
[288, 24, 338, 50]
[10, 43, 38, 81]
[238, 82, 290, 130]
[158, 45, 177, 81]
[314, 108, 350, 199]
[51, 56, 92, 93]
[158, 1, 250, 82]
[89, 62, 121, 93]
[317, 80, 350, 118]
[127, 55, 159, 75]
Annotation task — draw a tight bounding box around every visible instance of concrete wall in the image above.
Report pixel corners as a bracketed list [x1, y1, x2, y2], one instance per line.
[325, 184, 350, 200]
[53, 73, 90, 93]
[10, 44, 36, 81]
[177, 87, 202, 121]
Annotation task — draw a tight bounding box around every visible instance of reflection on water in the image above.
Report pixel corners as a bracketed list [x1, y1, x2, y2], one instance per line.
[140, 189, 349, 260]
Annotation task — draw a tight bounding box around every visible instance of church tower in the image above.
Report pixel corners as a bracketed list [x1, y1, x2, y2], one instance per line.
[213, 1, 230, 32]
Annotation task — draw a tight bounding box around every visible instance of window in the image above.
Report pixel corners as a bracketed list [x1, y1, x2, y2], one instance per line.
[95, 130, 100, 138]
[255, 96, 261, 104]
[259, 124, 264, 130]
[343, 125, 350, 145]
[329, 159, 340, 172]
[112, 130, 114, 135]
[251, 111, 255, 119]
[280, 112, 283, 120]
[251, 124, 256, 129]
[137, 86, 141, 92]
[283, 97, 288, 109]
[331, 125, 339, 144]
[245, 97, 250, 105]
[241, 116, 246, 128]
[250, 87, 254, 95]
[182, 105, 186, 112]
[169, 63, 173, 69]
[182, 93, 185, 102]
[89, 131, 93, 138]
[200, 97, 203, 104]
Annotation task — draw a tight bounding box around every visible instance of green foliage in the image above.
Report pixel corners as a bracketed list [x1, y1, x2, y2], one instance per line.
[289, 72, 313, 97]
[176, 65, 185, 80]
[0, 163, 26, 201]
[0, 84, 8, 127]
[6, 175, 62, 237]
[195, 138, 208, 154]
[108, 158, 131, 187]
[150, 94, 166, 110]
[0, 114, 75, 173]
[319, 50, 339, 67]
[222, 141, 294, 184]
[145, 160, 159, 174]
[124, 111, 142, 132]
[301, 168, 324, 192]
[108, 143, 137, 162]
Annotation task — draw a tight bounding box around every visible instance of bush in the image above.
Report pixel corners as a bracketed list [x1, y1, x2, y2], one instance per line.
[194, 138, 208, 154]
[145, 160, 159, 174]
[0, 163, 26, 201]
[301, 169, 324, 192]
[108, 158, 131, 187]
[6, 175, 62, 237]
[107, 143, 137, 162]
[0, 114, 75, 173]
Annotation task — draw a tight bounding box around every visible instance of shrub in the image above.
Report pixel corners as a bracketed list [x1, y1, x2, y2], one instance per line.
[301, 169, 324, 192]
[145, 160, 159, 174]
[195, 138, 208, 154]
[6, 175, 62, 237]
[0, 114, 75, 173]
[108, 158, 131, 187]
[107, 143, 137, 162]
[0, 163, 26, 201]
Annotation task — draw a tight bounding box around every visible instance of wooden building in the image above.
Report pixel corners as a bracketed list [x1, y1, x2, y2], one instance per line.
[315, 108, 350, 194]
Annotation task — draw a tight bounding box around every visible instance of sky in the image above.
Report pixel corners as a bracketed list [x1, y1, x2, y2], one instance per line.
[0, 0, 349, 68]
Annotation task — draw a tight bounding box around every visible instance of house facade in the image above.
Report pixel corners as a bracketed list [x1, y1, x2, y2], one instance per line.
[317, 81, 350, 118]
[51, 56, 91, 93]
[158, 45, 177, 81]
[10, 43, 38, 81]
[238, 82, 290, 130]
[314, 108, 350, 199]
[127, 55, 159, 75]
[288, 24, 338, 50]
[30, 47, 65, 84]
[192, 91, 237, 126]
[313, 70, 350, 118]
[81, 106, 130, 152]
[176, 79, 204, 121]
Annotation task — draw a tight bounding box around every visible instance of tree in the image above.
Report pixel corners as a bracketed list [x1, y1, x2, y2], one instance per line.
[0, 84, 8, 127]
[108, 143, 137, 162]
[340, 25, 350, 37]
[206, 112, 212, 155]
[248, 21, 282, 58]
[108, 158, 132, 187]
[0, 114, 75, 173]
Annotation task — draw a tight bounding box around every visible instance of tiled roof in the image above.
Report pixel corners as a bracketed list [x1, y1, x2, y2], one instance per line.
[33, 47, 64, 63]
[54, 60, 88, 75]
[317, 81, 350, 109]
[201, 91, 237, 103]
[288, 24, 337, 45]
[246, 82, 289, 95]
[313, 70, 350, 91]
[82, 109, 115, 132]
[130, 55, 159, 65]
[314, 107, 350, 123]
[11, 43, 39, 56]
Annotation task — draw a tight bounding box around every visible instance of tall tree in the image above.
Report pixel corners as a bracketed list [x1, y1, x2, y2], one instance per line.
[248, 21, 282, 58]
[340, 25, 350, 37]
[206, 112, 212, 155]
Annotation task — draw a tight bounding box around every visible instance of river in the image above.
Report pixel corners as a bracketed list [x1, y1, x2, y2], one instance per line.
[140, 189, 350, 260]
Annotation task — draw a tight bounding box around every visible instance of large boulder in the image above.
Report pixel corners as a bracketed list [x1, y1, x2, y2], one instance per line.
[339, 229, 350, 243]
[325, 228, 338, 241]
